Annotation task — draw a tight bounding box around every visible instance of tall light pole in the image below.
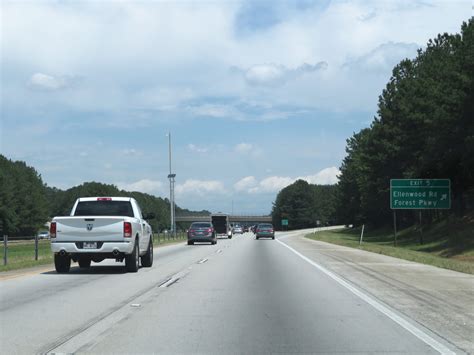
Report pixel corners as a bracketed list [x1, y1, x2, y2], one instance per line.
[167, 132, 176, 237]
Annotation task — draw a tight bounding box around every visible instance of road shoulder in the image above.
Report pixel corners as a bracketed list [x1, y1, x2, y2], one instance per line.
[280, 231, 474, 354]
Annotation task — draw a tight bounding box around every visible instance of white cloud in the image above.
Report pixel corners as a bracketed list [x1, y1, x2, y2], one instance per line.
[299, 167, 341, 185]
[5, 1, 468, 116]
[175, 179, 226, 196]
[242, 61, 327, 87]
[117, 179, 163, 195]
[28, 73, 78, 91]
[188, 103, 239, 119]
[188, 144, 208, 153]
[234, 142, 253, 153]
[245, 166, 340, 194]
[253, 176, 294, 193]
[244, 64, 286, 86]
[234, 176, 257, 192]
[344, 42, 419, 72]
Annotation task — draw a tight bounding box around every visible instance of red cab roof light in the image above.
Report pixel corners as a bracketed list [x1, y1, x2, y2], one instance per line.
[97, 197, 112, 201]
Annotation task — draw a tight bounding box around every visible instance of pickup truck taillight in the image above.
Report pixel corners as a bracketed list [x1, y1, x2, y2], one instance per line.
[49, 222, 57, 238]
[206, 228, 212, 234]
[124, 222, 132, 238]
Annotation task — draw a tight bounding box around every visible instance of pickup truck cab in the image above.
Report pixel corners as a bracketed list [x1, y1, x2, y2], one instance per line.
[50, 197, 154, 273]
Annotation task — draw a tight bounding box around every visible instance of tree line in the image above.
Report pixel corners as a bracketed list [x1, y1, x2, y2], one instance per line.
[337, 18, 473, 227]
[273, 19, 473, 229]
[0, 154, 209, 237]
[272, 180, 337, 230]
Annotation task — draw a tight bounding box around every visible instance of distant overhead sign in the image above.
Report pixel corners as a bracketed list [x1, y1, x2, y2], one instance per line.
[281, 219, 288, 226]
[390, 179, 451, 209]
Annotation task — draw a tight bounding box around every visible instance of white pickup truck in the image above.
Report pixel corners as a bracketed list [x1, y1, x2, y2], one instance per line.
[50, 197, 154, 273]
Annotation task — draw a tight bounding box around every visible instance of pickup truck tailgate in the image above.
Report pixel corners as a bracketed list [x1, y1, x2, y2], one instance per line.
[54, 216, 129, 241]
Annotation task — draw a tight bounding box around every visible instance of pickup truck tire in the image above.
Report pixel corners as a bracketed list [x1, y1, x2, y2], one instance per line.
[55, 254, 71, 273]
[78, 258, 91, 268]
[125, 241, 139, 272]
[187, 241, 194, 245]
[212, 240, 217, 245]
[141, 237, 153, 267]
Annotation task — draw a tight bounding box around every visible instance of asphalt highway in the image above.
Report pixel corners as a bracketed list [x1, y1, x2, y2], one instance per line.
[0, 229, 465, 354]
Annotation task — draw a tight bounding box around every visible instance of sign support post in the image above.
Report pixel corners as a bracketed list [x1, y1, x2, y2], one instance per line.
[419, 210, 423, 245]
[359, 224, 365, 246]
[3, 235, 7, 266]
[393, 211, 397, 247]
[35, 233, 38, 261]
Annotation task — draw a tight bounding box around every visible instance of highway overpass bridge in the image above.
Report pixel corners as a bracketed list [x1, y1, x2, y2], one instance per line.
[176, 215, 272, 223]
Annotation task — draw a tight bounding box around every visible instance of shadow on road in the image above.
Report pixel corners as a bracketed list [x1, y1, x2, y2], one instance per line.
[42, 265, 128, 275]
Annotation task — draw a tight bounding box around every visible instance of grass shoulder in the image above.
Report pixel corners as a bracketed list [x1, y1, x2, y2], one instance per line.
[306, 217, 474, 274]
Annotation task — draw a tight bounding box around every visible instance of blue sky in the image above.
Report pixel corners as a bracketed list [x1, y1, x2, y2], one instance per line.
[1, 0, 470, 214]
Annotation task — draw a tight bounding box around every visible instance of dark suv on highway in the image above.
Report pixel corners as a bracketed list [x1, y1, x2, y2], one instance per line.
[187, 222, 217, 245]
[255, 223, 275, 240]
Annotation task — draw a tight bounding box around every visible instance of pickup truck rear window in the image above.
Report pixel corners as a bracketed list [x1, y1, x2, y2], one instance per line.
[74, 201, 134, 217]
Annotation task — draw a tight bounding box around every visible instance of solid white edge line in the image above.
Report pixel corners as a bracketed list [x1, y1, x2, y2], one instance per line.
[276, 238, 456, 355]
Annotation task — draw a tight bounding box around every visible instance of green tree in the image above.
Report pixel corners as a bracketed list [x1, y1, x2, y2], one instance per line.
[0, 155, 49, 236]
[272, 180, 338, 230]
[336, 18, 474, 226]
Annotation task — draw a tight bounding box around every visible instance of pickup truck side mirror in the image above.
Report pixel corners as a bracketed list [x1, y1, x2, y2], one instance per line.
[144, 212, 156, 220]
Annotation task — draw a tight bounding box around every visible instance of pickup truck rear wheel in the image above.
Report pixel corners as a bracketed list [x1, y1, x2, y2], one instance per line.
[78, 258, 91, 268]
[141, 237, 153, 267]
[55, 254, 71, 273]
[125, 241, 139, 272]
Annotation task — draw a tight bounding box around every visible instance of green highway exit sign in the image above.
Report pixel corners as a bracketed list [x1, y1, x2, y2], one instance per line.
[390, 179, 451, 209]
[281, 219, 288, 226]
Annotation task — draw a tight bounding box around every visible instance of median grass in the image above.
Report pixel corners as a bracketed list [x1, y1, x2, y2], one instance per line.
[0, 233, 188, 272]
[306, 216, 474, 274]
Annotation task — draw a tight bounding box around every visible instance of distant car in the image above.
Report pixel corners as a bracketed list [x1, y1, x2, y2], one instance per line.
[243, 226, 249, 232]
[38, 231, 49, 239]
[187, 222, 216, 245]
[255, 223, 275, 240]
[233, 225, 243, 234]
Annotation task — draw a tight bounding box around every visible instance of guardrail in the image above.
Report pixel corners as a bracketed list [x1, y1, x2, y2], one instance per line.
[2, 234, 44, 267]
[153, 231, 187, 245]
